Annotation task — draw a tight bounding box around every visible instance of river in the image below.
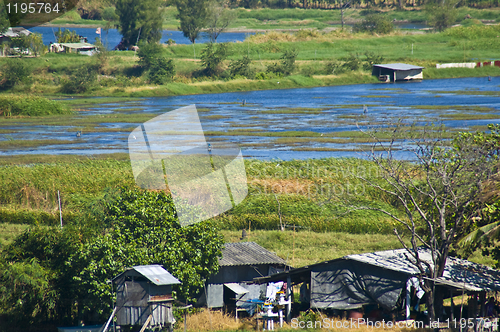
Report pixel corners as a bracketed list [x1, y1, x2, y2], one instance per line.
[0, 76, 499, 161]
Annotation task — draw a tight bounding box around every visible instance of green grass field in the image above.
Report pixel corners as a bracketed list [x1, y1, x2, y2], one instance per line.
[2, 25, 500, 98]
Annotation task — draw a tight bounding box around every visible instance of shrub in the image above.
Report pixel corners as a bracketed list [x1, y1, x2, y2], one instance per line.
[137, 42, 165, 68]
[148, 57, 175, 84]
[266, 48, 298, 76]
[200, 42, 228, 77]
[341, 53, 362, 71]
[229, 56, 252, 78]
[61, 63, 101, 94]
[0, 95, 71, 116]
[353, 14, 394, 34]
[255, 71, 270, 80]
[363, 51, 384, 71]
[324, 60, 345, 75]
[0, 59, 32, 90]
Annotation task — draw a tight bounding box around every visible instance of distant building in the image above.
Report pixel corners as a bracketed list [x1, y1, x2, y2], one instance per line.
[0, 27, 32, 56]
[372, 63, 424, 82]
[59, 42, 98, 56]
[199, 242, 288, 311]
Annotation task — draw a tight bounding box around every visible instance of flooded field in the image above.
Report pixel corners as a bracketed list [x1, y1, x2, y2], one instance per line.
[1, 76, 499, 161]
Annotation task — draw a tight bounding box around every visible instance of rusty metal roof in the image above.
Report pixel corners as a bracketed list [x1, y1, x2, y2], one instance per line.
[219, 242, 287, 266]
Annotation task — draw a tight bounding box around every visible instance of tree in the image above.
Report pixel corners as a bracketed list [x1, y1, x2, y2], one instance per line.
[174, 0, 210, 44]
[61, 63, 102, 94]
[69, 188, 223, 320]
[0, 3, 9, 34]
[148, 57, 175, 84]
[352, 14, 394, 34]
[115, 0, 164, 49]
[200, 42, 228, 76]
[205, 0, 237, 42]
[426, 0, 459, 32]
[266, 48, 297, 76]
[229, 55, 252, 77]
[356, 122, 499, 322]
[0, 58, 32, 90]
[55, 28, 81, 43]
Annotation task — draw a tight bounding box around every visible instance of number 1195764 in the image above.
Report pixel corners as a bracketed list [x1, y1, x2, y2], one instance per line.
[6, 2, 60, 14]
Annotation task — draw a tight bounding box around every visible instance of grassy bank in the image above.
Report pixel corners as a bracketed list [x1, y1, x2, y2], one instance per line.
[2, 25, 500, 98]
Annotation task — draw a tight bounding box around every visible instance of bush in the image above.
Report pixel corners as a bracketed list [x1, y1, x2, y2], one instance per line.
[353, 14, 394, 34]
[266, 48, 298, 76]
[0, 59, 32, 90]
[137, 42, 165, 68]
[0, 95, 71, 116]
[61, 63, 101, 94]
[324, 60, 345, 75]
[255, 71, 271, 80]
[148, 57, 175, 84]
[341, 53, 362, 71]
[363, 51, 384, 71]
[229, 56, 252, 78]
[200, 42, 229, 77]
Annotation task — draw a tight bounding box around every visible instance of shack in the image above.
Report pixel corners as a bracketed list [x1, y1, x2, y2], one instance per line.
[112, 265, 180, 331]
[372, 63, 424, 82]
[199, 242, 288, 313]
[254, 248, 500, 319]
[59, 42, 98, 55]
[0, 27, 32, 56]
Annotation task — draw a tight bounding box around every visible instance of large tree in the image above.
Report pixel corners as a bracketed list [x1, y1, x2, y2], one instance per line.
[357, 123, 499, 322]
[69, 188, 224, 320]
[115, 0, 164, 49]
[205, 0, 237, 42]
[174, 0, 210, 44]
[0, 188, 223, 326]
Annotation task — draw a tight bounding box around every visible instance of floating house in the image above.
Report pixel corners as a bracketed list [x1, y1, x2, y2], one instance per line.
[372, 63, 424, 82]
[112, 265, 180, 330]
[199, 242, 288, 313]
[255, 248, 500, 320]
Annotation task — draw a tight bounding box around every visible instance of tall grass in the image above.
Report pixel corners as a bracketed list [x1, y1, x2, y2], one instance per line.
[0, 95, 71, 116]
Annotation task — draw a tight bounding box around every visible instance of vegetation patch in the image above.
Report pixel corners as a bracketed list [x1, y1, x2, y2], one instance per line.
[0, 95, 71, 117]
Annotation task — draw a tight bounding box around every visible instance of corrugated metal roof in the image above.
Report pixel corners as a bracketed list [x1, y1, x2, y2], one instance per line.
[60, 42, 96, 49]
[219, 242, 287, 266]
[114, 265, 181, 286]
[373, 63, 424, 71]
[224, 283, 250, 294]
[347, 248, 500, 292]
[1, 27, 31, 38]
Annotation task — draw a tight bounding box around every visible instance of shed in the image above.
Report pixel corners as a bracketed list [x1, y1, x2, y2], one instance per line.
[59, 42, 98, 55]
[254, 248, 500, 317]
[200, 242, 288, 311]
[112, 265, 181, 330]
[0, 27, 32, 56]
[372, 63, 424, 82]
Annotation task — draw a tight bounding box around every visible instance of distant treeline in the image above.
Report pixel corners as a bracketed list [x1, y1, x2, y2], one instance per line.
[232, 0, 498, 9]
[76, 0, 499, 21]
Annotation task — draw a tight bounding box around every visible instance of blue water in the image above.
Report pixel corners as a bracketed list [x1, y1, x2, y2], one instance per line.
[27, 26, 254, 50]
[1, 77, 499, 160]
